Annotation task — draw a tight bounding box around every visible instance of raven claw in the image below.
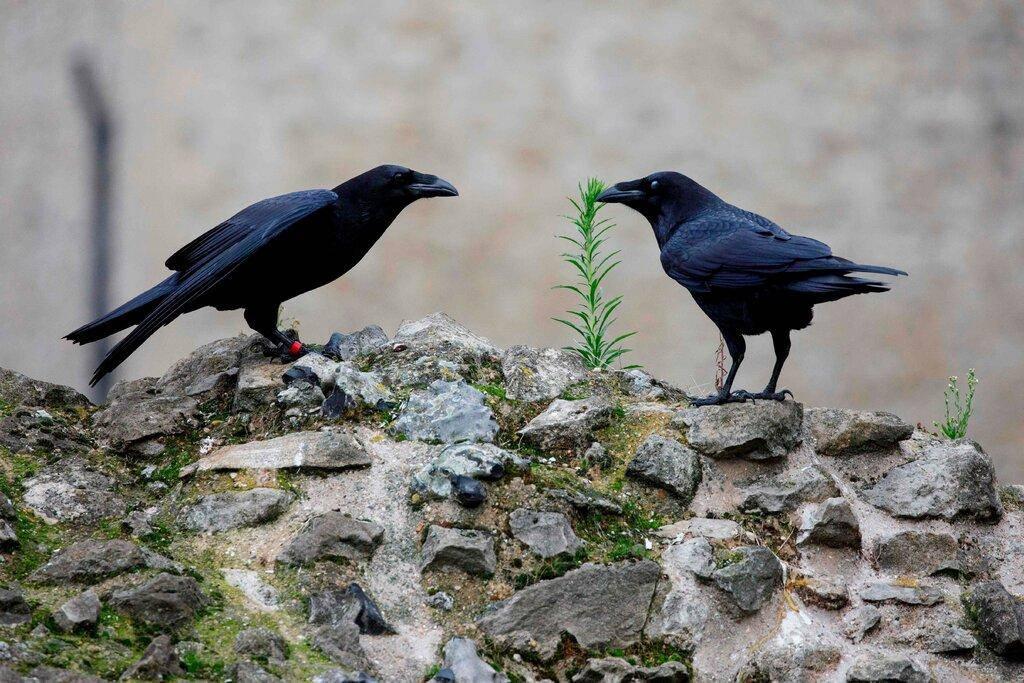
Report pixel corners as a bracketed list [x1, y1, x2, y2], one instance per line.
[751, 388, 793, 401]
[688, 391, 755, 406]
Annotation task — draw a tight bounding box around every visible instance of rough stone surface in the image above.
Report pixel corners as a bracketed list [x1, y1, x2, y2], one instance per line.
[120, 635, 183, 680]
[793, 577, 849, 609]
[964, 580, 1024, 658]
[30, 539, 176, 584]
[441, 637, 508, 683]
[873, 530, 961, 575]
[664, 537, 715, 579]
[675, 400, 803, 460]
[277, 512, 383, 566]
[797, 497, 861, 547]
[392, 312, 500, 363]
[858, 581, 944, 606]
[657, 517, 743, 542]
[740, 466, 840, 513]
[845, 651, 930, 682]
[307, 588, 368, 670]
[508, 509, 583, 558]
[864, 440, 1002, 521]
[178, 488, 294, 533]
[421, 526, 496, 576]
[0, 587, 31, 626]
[276, 381, 325, 407]
[805, 407, 914, 456]
[330, 363, 394, 408]
[21, 459, 125, 525]
[0, 368, 90, 410]
[477, 561, 661, 660]
[92, 381, 197, 447]
[156, 335, 249, 397]
[234, 362, 287, 412]
[108, 573, 208, 631]
[228, 661, 282, 683]
[409, 442, 512, 501]
[517, 397, 614, 451]
[222, 569, 280, 611]
[712, 546, 784, 613]
[324, 325, 389, 361]
[619, 369, 685, 401]
[182, 429, 372, 475]
[626, 434, 702, 503]
[572, 657, 689, 682]
[500, 346, 588, 402]
[52, 590, 100, 633]
[393, 380, 498, 444]
[844, 605, 882, 643]
[234, 627, 288, 662]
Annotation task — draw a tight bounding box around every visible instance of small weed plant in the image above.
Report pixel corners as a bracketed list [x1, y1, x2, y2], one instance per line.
[554, 178, 638, 370]
[935, 368, 978, 440]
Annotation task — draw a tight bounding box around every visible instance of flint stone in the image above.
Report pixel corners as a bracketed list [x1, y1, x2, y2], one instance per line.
[843, 605, 881, 643]
[619, 369, 685, 401]
[309, 584, 394, 636]
[324, 325, 389, 361]
[277, 512, 383, 566]
[228, 661, 281, 683]
[477, 561, 661, 660]
[793, 577, 849, 609]
[873, 530, 961, 576]
[657, 517, 742, 542]
[664, 537, 715, 579]
[674, 400, 802, 460]
[92, 382, 197, 447]
[797, 497, 861, 548]
[53, 590, 100, 633]
[421, 526, 496, 576]
[897, 621, 977, 653]
[509, 509, 583, 558]
[0, 368, 90, 409]
[181, 430, 371, 475]
[234, 627, 288, 662]
[864, 440, 1002, 521]
[410, 442, 511, 501]
[740, 466, 839, 513]
[392, 312, 500, 362]
[963, 580, 1024, 658]
[518, 397, 614, 451]
[121, 634, 183, 680]
[276, 381, 325, 407]
[393, 380, 498, 444]
[0, 587, 31, 626]
[22, 460, 125, 525]
[378, 356, 463, 389]
[234, 363, 287, 411]
[426, 591, 454, 611]
[30, 539, 176, 584]
[548, 487, 623, 515]
[179, 488, 294, 533]
[712, 546, 784, 613]
[845, 651, 929, 682]
[858, 581, 943, 606]
[805, 408, 913, 456]
[572, 657, 689, 682]
[0, 406, 91, 455]
[330, 363, 393, 408]
[308, 593, 367, 670]
[0, 522, 15, 551]
[156, 335, 248, 397]
[626, 435, 702, 503]
[501, 346, 588, 402]
[442, 637, 508, 683]
[109, 573, 207, 631]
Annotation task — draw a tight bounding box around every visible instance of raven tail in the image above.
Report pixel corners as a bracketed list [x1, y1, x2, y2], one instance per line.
[65, 274, 178, 345]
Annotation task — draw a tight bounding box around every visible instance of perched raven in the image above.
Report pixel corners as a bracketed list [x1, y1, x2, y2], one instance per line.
[597, 172, 905, 405]
[67, 165, 457, 386]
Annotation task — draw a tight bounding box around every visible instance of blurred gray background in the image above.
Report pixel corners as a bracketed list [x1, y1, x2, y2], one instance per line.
[1, 2, 1022, 478]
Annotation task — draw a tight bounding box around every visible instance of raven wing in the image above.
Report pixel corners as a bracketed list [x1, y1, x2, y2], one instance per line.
[90, 190, 337, 385]
[166, 190, 337, 272]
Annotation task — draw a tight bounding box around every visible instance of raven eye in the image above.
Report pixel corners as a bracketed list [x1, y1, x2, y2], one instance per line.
[393, 171, 408, 183]
[649, 180, 659, 190]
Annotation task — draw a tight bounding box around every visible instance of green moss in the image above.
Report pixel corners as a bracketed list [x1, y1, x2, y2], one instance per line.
[715, 549, 745, 569]
[424, 663, 442, 680]
[512, 548, 589, 589]
[473, 383, 508, 400]
[150, 439, 200, 484]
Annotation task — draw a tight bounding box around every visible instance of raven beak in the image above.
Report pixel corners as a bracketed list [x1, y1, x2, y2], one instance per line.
[408, 176, 459, 198]
[596, 182, 645, 204]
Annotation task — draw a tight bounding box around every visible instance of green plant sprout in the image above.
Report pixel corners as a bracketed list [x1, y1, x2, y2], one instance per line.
[935, 368, 978, 439]
[553, 178, 638, 371]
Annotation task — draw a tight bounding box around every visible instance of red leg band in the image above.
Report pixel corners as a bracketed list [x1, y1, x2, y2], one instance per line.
[288, 341, 304, 357]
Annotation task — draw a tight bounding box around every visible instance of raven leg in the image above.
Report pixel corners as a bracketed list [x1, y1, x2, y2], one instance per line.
[690, 329, 748, 406]
[243, 303, 306, 359]
[740, 328, 794, 401]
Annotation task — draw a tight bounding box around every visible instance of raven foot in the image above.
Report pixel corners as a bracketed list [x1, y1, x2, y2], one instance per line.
[752, 388, 793, 401]
[259, 334, 308, 362]
[688, 391, 753, 406]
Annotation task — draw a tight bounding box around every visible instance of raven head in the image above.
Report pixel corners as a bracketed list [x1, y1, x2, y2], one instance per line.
[597, 172, 718, 224]
[375, 164, 459, 200]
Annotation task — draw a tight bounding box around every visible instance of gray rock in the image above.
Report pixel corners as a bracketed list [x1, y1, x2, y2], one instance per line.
[378, 356, 463, 389]
[228, 661, 281, 683]
[619, 369, 685, 401]
[441, 637, 508, 683]
[92, 382, 198, 447]
[548, 487, 623, 515]
[741, 639, 842, 683]
[712, 546, 784, 613]
[52, 590, 100, 633]
[120, 635, 183, 680]
[626, 434, 702, 503]
[793, 577, 849, 609]
[0, 521, 15, 551]
[0, 587, 31, 626]
[477, 561, 661, 660]
[517, 397, 614, 451]
[797, 497, 861, 547]
[392, 312, 501, 363]
[805, 408, 913, 456]
[27, 667, 104, 682]
[233, 362, 290, 411]
[178, 488, 294, 533]
[288, 353, 340, 386]
[21, 459, 125, 525]
[674, 400, 803, 460]
[508, 509, 583, 558]
[864, 440, 1002, 521]
[582, 442, 613, 469]
[275, 381, 326, 407]
[330, 363, 394, 408]
[0, 405, 92, 456]
[845, 651, 929, 682]
[664, 537, 716, 579]
[656, 517, 743, 542]
[156, 335, 249, 397]
[740, 466, 840, 513]
[410, 442, 512, 501]
[309, 584, 394, 636]
[393, 380, 498, 443]
[963, 580, 1024, 658]
[425, 592, 454, 611]
[500, 346, 588, 402]
[109, 573, 208, 631]
[181, 429, 372, 475]
[324, 325, 389, 361]
[843, 605, 881, 643]
[308, 592, 367, 670]
[221, 569, 280, 611]
[573, 657, 689, 682]
[0, 367, 90, 409]
[896, 621, 977, 653]
[312, 670, 377, 683]
[872, 530, 961, 576]
[234, 627, 288, 662]
[276, 512, 383, 566]
[858, 581, 944, 606]
[421, 526, 496, 576]
[30, 539, 176, 584]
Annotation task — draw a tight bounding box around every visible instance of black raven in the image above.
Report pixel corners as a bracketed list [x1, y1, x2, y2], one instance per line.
[597, 172, 905, 406]
[67, 165, 457, 386]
